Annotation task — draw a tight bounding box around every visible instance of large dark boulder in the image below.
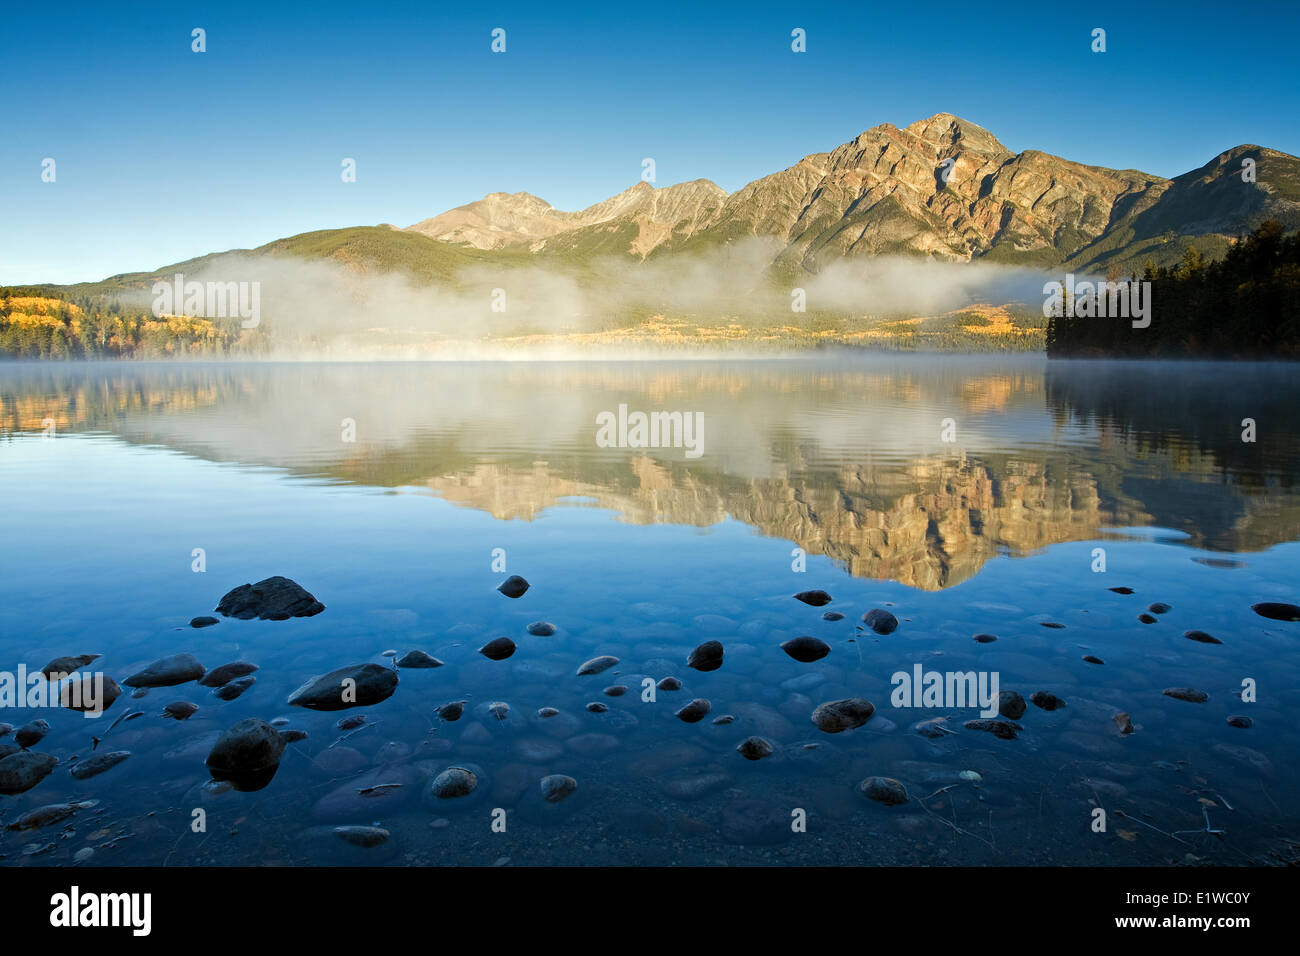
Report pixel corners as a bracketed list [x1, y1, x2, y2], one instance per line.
[216, 576, 325, 620]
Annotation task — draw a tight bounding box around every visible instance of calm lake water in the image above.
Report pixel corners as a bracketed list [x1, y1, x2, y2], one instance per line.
[1, 357, 1298, 866]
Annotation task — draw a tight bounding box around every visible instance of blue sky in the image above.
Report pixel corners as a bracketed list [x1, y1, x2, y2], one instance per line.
[2, 0, 1297, 284]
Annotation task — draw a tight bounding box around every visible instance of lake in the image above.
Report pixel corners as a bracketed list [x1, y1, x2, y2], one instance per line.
[1, 356, 1298, 866]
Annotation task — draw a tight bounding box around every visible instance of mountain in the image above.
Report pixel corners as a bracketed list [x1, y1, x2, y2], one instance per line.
[404, 113, 1300, 274]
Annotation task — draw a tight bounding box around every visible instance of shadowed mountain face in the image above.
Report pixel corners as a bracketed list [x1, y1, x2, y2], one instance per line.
[404, 114, 1300, 273]
[5, 358, 1300, 589]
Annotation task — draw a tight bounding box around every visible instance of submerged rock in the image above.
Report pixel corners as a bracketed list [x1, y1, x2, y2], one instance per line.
[1030, 691, 1066, 711]
[1113, 712, 1135, 736]
[585, 701, 607, 713]
[675, 698, 711, 723]
[526, 621, 556, 636]
[0, 752, 58, 794]
[488, 701, 510, 721]
[1040, 621, 1066, 629]
[603, 685, 627, 697]
[656, 676, 682, 691]
[736, 736, 774, 760]
[576, 655, 619, 676]
[206, 718, 286, 779]
[810, 698, 874, 733]
[1252, 602, 1300, 621]
[860, 776, 909, 805]
[998, 691, 1027, 720]
[862, 609, 898, 635]
[1108, 587, 1135, 594]
[1138, 613, 1157, 624]
[712, 714, 734, 725]
[14, 719, 50, 749]
[337, 715, 368, 730]
[914, 717, 953, 739]
[497, 575, 530, 599]
[215, 576, 324, 620]
[69, 750, 130, 780]
[780, 636, 830, 663]
[822, 611, 845, 621]
[123, 653, 205, 688]
[1184, 630, 1222, 644]
[1226, 715, 1253, 729]
[430, 766, 478, 799]
[395, 650, 443, 669]
[199, 661, 259, 688]
[189, 616, 219, 628]
[438, 701, 465, 721]
[288, 663, 398, 710]
[1163, 687, 1209, 703]
[58, 674, 121, 714]
[39, 654, 100, 680]
[1082, 655, 1105, 665]
[479, 637, 517, 661]
[162, 701, 199, 720]
[963, 718, 1021, 739]
[214, 676, 256, 701]
[5, 801, 95, 831]
[279, 729, 308, 743]
[540, 774, 577, 803]
[793, 589, 833, 607]
[687, 641, 724, 672]
[973, 633, 998, 643]
[1148, 602, 1172, 614]
[536, 706, 559, 719]
[332, 825, 389, 848]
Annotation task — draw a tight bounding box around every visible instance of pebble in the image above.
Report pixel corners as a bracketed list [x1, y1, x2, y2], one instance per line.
[189, 616, 220, 628]
[479, 637, 517, 661]
[14, 719, 50, 749]
[822, 611, 845, 621]
[536, 707, 559, 718]
[603, 685, 628, 697]
[438, 701, 465, 721]
[1138, 613, 1157, 624]
[123, 653, 205, 688]
[1184, 630, 1222, 644]
[656, 677, 682, 691]
[1251, 602, 1300, 621]
[1082, 655, 1104, 665]
[1148, 602, 1172, 614]
[973, 633, 997, 643]
[862, 609, 898, 634]
[396, 650, 443, 669]
[675, 698, 711, 723]
[1030, 691, 1066, 711]
[860, 776, 909, 805]
[736, 736, 773, 760]
[1163, 687, 1209, 703]
[526, 622, 556, 636]
[288, 663, 398, 710]
[337, 715, 367, 730]
[712, 714, 734, 725]
[1226, 715, 1252, 729]
[163, 701, 198, 720]
[332, 825, 389, 848]
[998, 692, 1027, 720]
[69, 750, 130, 780]
[585, 702, 607, 713]
[279, 729, 309, 743]
[199, 661, 259, 688]
[687, 641, 724, 672]
[540, 774, 577, 803]
[206, 718, 286, 777]
[914, 717, 953, 738]
[0, 752, 59, 795]
[810, 698, 875, 733]
[39, 654, 100, 679]
[1108, 587, 1135, 594]
[793, 589, 833, 607]
[488, 701, 510, 721]
[1040, 621, 1066, 629]
[214, 676, 255, 700]
[497, 575, 530, 598]
[1113, 713, 1135, 735]
[963, 719, 1021, 739]
[6, 801, 96, 831]
[577, 655, 619, 676]
[430, 767, 478, 799]
[780, 636, 830, 663]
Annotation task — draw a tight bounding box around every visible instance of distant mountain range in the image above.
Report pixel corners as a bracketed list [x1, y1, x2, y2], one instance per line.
[404, 112, 1300, 273]
[26, 113, 1300, 296]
